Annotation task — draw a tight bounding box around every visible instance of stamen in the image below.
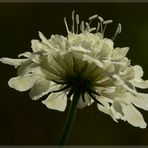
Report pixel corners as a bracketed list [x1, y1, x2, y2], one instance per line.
[72, 10, 75, 33]
[98, 16, 104, 34]
[102, 20, 113, 37]
[89, 27, 96, 33]
[98, 16, 104, 22]
[80, 21, 85, 33]
[112, 23, 122, 41]
[103, 20, 113, 25]
[88, 14, 98, 26]
[96, 22, 100, 33]
[118, 23, 122, 33]
[85, 22, 90, 31]
[64, 17, 70, 34]
[89, 14, 98, 21]
[76, 14, 79, 34]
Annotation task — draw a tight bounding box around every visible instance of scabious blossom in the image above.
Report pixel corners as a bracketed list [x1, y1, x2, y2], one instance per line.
[1, 11, 148, 128]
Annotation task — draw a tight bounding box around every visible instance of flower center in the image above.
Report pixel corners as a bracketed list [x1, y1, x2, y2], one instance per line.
[66, 73, 91, 91]
[48, 52, 102, 103]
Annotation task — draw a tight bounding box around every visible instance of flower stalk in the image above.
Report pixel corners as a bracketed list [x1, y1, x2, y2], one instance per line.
[58, 89, 81, 146]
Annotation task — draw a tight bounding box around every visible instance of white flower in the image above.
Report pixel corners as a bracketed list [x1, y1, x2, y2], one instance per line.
[1, 11, 148, 128]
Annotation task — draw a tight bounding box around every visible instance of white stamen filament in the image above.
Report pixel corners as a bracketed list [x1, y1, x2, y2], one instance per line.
[76, 14, 79, 34]
[85, 22, 90, 31]
[98, 16, 104, 34]
[112, 23, 122, 41]
[88, 14, 98, 25]
[64, 17, 69, 34]
[96, 22, 100, 33]
[80, 21, 85, 33]
[102, 20, 113, 37]
[102, 24, 107, 38]
[72, 10, 75, 33]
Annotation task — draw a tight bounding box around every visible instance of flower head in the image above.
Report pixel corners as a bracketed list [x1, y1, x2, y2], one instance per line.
[1, 11, 148, 128]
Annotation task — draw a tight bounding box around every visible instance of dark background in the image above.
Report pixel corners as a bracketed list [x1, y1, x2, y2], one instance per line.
[0, 3, 148, 145]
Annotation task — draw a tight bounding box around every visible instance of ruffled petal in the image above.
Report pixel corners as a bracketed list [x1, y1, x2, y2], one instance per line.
[38, 31, 47, 42]
[112, 47, 129, 60]
[8, 74, 40, 92]
[77, 92, 93, 108]
[129, 93, 148, 111]
[131, 79, 148, 89]
[18, 52, 31, 58]
[31, 40, 49, 52]
[133, 65, 143, 79]
[121, 103, 146, 128]
[97, 96, 118, 122]
[42, 92, 67, 112]
[29, 79, 51, 100]
[0, 57, 28, 68]
[83, 55, 103, 68]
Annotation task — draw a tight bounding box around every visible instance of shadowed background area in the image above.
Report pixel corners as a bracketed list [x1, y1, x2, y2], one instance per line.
[0, 3, 148, 145]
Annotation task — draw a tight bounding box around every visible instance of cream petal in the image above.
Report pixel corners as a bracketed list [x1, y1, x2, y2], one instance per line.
[18, 52, 31, 58]
[38, 31, 47, 42]
[70, 46, 91, 54]
[97, 104, 118, 122]
[0, 57, 27, 68]
[131, 79, 148, 89]
[42, 92, 67, 112]
[112, 47, 129, 60]
[31, 40, 49, 52]
[103, 38, 114, 49]
[17, 60, 33, 75]
[112, 101, 124, 116]
[29, 79, 51, 100]
[97, 96, 117, 122]
[8, 74, 40, 92]
[101, 86, 127, 99]
[133, 65, 143, 79]
[100, 39, 113, 57]
[83, 55, 103, 68]
[77, 93, 93, 108]
[121, 103, 146, 128]
[49, 35, 66, 50]
[129, 93, 148, 111]
[17, 62, 48, 79]
[120, 66, 135, 80]
[110, 105, 126, 121]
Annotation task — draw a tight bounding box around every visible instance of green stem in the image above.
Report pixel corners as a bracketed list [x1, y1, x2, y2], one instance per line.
[58, 89, 81, 146]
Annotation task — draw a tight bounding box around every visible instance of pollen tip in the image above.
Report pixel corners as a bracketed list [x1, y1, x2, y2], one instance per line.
[98, 16, 104, 22]
[103, 20, 113, 25]
[89, 14, 98, 20]
[76, 14, 79, 24]
[118, 23, 122, 33]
